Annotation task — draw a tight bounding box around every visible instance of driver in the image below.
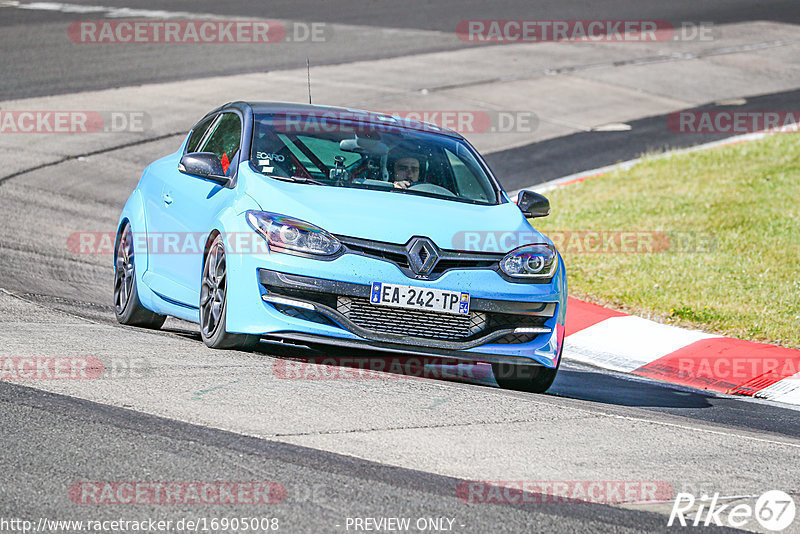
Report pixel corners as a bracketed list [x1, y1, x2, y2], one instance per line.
[391, 156, 421, 189]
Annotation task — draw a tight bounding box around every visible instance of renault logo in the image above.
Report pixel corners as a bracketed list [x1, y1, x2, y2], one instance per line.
[406, 237, 439, 276]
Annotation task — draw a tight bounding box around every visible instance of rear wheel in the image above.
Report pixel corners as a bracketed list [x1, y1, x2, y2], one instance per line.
[114, 223, 167, 329]
[199, 235, 259, 350]
[492, 348, 561, 393]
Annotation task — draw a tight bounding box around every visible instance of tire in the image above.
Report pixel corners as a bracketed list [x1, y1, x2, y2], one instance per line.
[492, 347, 561, 393]
[114, 222, 167, 329]
[199, 234, 260, 350]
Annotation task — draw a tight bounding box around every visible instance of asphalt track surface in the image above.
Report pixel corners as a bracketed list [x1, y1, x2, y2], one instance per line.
[486, 87, 800, 188]
[1, 2, 800, 533]
[1, 0, 800, 100]
[1, 380, 740, 533]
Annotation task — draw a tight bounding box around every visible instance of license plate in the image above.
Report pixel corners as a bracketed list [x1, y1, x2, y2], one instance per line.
[370, 282, 470, 315]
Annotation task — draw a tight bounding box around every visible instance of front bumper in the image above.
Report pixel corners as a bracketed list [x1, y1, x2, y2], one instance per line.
[223, 236, 566, 368]
[224, 247, 565, 369]
[258, 269, 555, 351]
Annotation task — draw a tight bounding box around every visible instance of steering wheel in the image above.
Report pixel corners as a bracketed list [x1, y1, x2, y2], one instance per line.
[407, 182, 456, 197]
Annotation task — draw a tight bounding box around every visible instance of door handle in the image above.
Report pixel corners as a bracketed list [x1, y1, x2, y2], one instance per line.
[162, 193, 173, 206]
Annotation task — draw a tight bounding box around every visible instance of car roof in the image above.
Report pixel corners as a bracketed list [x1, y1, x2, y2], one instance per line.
[215, 101, 465, 140]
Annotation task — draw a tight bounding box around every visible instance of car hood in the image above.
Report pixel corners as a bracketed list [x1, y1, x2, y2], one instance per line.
[243, 171, 549, 253]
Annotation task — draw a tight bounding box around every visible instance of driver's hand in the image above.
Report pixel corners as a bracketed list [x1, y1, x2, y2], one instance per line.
[393, 181, 411, 189]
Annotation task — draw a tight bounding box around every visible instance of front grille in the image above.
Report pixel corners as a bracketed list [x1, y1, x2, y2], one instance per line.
[433, 258, 498, 272]
[342, 240, 410, 269]
[337, 236, 505, 277]
[337, 296, 487, 341]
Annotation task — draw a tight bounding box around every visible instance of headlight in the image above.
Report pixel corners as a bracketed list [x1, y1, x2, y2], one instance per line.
[246, 211, 341, 256]
[500, 244, 558, 278]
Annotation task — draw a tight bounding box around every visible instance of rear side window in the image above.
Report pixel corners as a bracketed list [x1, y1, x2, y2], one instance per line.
[199, 113, 242, 175]
[185, 115, 216, 153]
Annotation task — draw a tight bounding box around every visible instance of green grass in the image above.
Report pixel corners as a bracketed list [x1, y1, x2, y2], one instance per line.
[534, 134, 800, 348]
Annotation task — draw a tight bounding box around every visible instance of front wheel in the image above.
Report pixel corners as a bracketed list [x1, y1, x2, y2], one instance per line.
[492, 352, 561, 393]
[199, 235, 259, 350]
[114, 222, 167, 329]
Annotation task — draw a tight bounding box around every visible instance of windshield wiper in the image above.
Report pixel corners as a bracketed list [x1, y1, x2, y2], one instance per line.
[270, 175, 326, 186]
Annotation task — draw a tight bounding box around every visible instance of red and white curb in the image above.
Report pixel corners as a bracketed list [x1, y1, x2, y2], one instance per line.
[563, 298, 800, 405]
[526, 126, 800, 405]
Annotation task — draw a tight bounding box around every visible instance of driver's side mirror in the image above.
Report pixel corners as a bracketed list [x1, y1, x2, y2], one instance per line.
[517, 190, 550, 218]
[179, 152, 231, 186]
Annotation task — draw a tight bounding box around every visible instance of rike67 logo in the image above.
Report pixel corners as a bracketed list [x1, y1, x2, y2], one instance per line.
[669, 490, 796, 531]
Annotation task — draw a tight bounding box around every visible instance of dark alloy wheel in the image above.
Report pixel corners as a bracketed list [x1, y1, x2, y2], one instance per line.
[114, 222, 166, 329]
[199, 235, 259, 350]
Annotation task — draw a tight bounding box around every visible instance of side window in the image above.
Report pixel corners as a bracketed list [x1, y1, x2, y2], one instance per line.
[199, 113, 242, 175]
[185, 116, 216, 153]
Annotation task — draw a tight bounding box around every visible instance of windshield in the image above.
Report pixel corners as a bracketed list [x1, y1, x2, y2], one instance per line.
[250, 113, 500, 205]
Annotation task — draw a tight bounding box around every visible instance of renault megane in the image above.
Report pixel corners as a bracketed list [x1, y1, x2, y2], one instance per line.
[113, 102, 567, 392]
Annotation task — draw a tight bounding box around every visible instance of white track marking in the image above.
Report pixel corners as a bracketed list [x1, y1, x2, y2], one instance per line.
[756, 373, 800, 404]
[564, 316, 720, 373]
[7, 1, 223, 19]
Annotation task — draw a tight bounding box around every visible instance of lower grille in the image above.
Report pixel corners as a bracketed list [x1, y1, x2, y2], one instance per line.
[260, 273, 552, 345]
[337, 296, 487, 341]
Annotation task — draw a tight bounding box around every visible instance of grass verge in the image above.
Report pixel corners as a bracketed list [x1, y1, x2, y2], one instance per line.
[534, 133, 800, 348]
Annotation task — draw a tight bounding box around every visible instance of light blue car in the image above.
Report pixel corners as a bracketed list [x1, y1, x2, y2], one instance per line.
[114, 102, 567, 392]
